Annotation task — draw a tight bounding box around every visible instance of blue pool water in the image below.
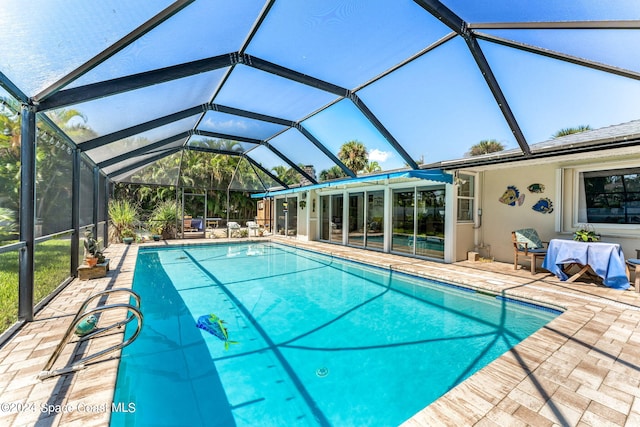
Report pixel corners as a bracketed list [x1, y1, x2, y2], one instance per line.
[111, 242, 559, 427]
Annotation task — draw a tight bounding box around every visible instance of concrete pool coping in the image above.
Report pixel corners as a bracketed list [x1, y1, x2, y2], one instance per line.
[1, 237, 640, 426]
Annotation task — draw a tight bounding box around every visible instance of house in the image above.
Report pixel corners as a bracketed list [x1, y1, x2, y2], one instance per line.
[257, 119, 640, 264]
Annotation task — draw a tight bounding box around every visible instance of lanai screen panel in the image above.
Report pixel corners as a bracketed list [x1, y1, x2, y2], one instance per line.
[302, 99, 411, 171]
[357, 37, 517, 163]
[102, 148, 180, 178]
[178, 151, 249, 191]
[245, 0, 451, 89]
[245, 145, 302, 184]
[67, 0, 266, 87]
[480, 29, 640, 75]
[197, 110, 288, 141]
[0, 0, 637, 189]
[48, 71, 227, 144]
[187, 135, 256, 154]
[268, 129, 335, 177]
[250, 166, 282, 191]
[480, 40, 640, 145]
[441, 0, 640, 21]
[228, 157, 273, 192]
[0, 0, 174, 97]
[79, 159, 95, 227]
[213, 66, 337, 121]
[35, 119, 74, 235]
[116, 151, 183, 186]
[84, 122, 194, 166]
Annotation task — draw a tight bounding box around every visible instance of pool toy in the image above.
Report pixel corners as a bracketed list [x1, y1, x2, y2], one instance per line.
[196, 314, 238, 350]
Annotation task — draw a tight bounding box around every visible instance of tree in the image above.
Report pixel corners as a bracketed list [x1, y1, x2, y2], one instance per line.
[552, 125, 592, 138]
[271, 165, 300, 186]
[467, 139, 505, 157]
[363, 161, 382, 174]
[338, 140, 368, 174]
[319, 165, 348, 182]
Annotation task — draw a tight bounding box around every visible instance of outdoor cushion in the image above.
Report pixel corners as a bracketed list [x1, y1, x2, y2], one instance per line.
[514, 228, 545, 250]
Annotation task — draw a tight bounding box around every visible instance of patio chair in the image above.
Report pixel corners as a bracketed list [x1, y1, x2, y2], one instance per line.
[227, 221, 241, 237]
[626, 249, 640, 292]
[512, 228, 548, 274]
[246, 221, 259, 236]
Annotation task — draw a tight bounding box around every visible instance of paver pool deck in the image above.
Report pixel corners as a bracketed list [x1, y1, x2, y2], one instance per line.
[1, 237, 640, 426]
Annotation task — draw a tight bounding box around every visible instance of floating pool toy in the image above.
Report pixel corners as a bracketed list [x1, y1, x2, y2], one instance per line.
[196, 314, 238, 350]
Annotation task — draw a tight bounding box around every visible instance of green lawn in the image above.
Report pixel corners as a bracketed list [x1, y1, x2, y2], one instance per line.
[0, 239, 71, 332]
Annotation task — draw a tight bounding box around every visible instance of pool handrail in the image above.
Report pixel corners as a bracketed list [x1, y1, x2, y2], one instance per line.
[38, 288, 143, 380]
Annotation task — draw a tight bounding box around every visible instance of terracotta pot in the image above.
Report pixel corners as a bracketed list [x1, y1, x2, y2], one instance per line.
[85, 257, 98, 267]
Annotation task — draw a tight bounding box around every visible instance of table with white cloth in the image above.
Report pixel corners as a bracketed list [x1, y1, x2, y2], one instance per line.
[190, 218, 203, 231]
[542, 239, 630, 290]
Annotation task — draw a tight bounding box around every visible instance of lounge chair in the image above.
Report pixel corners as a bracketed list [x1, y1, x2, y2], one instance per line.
[512, 228, 548, 274]
[626, 249, 640, 292]
[246, 221, 259, 236]
[227, 221, 241, 237]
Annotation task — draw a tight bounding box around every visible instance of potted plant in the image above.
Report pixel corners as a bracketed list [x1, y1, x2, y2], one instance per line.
[148, 200, 178, 240]
[109, 199, 139, 243]
[573, 224, 600, 242]
[122, 228, 136, 244]
[83, 230, 105, 266]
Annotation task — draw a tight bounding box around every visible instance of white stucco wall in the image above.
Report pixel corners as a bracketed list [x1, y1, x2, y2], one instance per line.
[473, 152, 640, 264]
[477, 164, 558, 263]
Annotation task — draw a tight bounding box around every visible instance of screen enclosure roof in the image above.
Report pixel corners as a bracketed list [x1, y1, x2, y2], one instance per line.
[1, 0, 639, 191]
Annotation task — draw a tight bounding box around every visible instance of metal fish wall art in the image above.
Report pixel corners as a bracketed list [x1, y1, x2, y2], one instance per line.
[499, 185, 525, 206]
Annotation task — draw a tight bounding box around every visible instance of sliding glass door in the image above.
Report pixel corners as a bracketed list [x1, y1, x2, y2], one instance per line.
[392, 186, 445, 259]
[366, 191, 384, 250]
[415, 188, 445, 259]
[392, 190, 415, 254]
[330, 194, 343, 243]
[348, 192, 365, 247]
[320, 195, 330, 241]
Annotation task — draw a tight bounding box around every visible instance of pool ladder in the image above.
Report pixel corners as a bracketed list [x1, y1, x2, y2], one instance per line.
[38, 289, 143, 380]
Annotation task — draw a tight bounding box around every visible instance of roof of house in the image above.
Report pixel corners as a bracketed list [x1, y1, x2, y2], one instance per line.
[437, 119, 640, 169]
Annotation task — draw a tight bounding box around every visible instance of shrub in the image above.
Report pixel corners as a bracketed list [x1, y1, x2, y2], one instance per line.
[148, 200, 178, 239]
[0, 207, 17, 242]
[108, 199, 139, 243]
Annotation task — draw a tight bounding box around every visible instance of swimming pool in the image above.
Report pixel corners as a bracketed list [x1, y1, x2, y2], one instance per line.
[111, 242, 559, 427]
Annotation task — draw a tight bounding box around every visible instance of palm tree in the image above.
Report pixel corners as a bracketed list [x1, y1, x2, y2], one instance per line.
[338, 140, 368, 174]
[319, 165, 347, 182]
[271, 165, 299, 186]
[467, 139, 505, 157]
[552, 125, 592, 138]
[47, 108, 98, 142]
[363, 161, 382, 174]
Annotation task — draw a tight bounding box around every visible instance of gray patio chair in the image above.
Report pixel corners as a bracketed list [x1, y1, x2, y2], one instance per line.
[512, 228, 548, 274]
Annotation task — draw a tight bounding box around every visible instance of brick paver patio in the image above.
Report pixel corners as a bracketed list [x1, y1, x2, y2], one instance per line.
[1, 237, 639, 426]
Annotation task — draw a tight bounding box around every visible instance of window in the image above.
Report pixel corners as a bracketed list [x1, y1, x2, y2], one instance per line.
[457, 174, 475, 222]
[579, 168, 640, 224]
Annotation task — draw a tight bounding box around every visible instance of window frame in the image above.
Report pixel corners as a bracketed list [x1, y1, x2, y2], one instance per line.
[456, 172, 475, 223]
[572, 162, 640, 232]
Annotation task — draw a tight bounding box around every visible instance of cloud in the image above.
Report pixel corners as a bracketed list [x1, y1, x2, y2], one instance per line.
[202, 118, 250, 132]
[369, 148, 392, 163]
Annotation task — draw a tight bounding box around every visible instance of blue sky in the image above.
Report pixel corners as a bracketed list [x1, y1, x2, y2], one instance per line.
[1, 0, 640, 176]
